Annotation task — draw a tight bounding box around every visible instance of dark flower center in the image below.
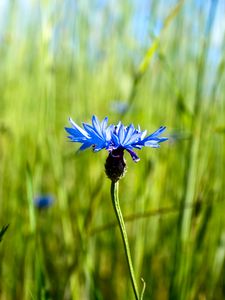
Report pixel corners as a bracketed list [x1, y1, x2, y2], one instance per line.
[105, 148, 126, 182]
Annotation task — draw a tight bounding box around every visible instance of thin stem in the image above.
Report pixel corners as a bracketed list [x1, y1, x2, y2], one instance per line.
[111, 181, 143, 300]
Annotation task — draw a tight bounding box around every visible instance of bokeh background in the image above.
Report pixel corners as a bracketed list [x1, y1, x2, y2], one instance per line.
[0, 0, 225, 299]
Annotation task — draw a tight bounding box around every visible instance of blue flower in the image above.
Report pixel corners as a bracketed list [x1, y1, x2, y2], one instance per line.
[65, 115, 168, 162]
[110, 101, 129, 114]
[34, 195, 54, 209]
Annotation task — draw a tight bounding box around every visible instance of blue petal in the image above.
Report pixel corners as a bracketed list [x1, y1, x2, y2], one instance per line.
[124, 132, 141, 145]
[111, 132, 120, 147]
[144, 140, 160, 147]
[79, 142, 93, 151]
[105, 124, 115, 141]
[92, 115, 103, 138]
[69, 117, 90, 138]
[126, 149, 140, 162]
[115, 122, 122, 135]
[118, 124, 125, 144]
[82, 123, 102, 140]
[123, 124, 135, 145]
[148, 126, 166, 138]
[158, 137, 168, 143]
[140, 130, 147, 139]
[101, 117, 108, 132]
[139, 126, 168, 147]
[65, 127, 88, 141]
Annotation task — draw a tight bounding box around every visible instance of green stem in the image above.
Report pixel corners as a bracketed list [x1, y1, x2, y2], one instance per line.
[111, 181, 143, 300]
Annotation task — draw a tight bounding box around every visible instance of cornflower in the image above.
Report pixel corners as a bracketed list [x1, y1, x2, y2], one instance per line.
[65, 115, 167, 182]
[65, 115, 168, 300]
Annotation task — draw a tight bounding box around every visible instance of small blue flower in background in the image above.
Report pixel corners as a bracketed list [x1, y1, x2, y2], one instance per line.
[110, 101, 129, 114]
[65, 115, 168, 162]
[34, 195, 54, 209]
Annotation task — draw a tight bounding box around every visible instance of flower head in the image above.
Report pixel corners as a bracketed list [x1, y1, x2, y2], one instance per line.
[34, 195, 54, 209]
[65, 115, 168, 162]
[110, 100, 129, 114]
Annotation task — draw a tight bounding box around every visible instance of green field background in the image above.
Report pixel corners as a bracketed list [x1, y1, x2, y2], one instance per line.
[0, 0, 224, 299]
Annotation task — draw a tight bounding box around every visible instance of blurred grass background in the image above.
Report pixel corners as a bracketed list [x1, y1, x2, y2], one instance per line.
[0, 0, 225, 299]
